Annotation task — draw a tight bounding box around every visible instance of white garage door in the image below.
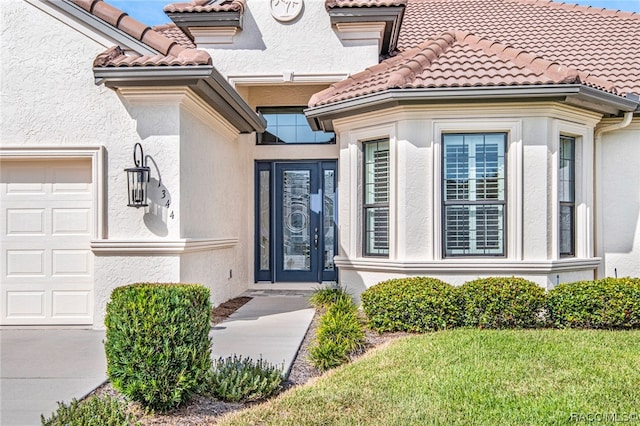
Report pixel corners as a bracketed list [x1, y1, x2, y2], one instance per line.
[1, 159, 94, 325]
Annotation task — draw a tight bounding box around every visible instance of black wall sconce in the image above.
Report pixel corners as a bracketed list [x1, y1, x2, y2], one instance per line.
[125, 143, 150, 208]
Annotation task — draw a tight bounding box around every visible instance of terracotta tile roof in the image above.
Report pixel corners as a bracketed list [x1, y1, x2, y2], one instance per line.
[70, 0, 210, 67]
[93, 45, 211, 67]
[153, 23, 196, 48]
[309, 30, 616, 106]
[398, 0, 640, 96]
[326, 0, 407, 8]
[163, 0, 245, 14]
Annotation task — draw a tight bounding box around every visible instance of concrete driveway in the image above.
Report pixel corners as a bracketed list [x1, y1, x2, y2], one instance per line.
[0, 329, 106, 426]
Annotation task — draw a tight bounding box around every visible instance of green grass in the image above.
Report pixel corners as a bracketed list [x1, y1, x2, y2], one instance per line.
[220, 329, 640, 425]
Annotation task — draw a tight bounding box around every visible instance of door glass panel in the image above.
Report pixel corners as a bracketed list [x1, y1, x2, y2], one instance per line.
[282, 170, 311, 271]
[259, 170, 270, 270]
[323, 169, 335, 271]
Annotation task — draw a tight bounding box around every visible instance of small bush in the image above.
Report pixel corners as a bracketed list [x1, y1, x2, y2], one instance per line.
[309, 283, 353, 310]
[309, 297, 365, 371]
[547, 277, 640, 329]
[104, 283, 212, 412]
[459, 277, 546, 329]
[41, 395, 139, 426]
[207, 355, 283, 402]
[361, 277, 459, 332]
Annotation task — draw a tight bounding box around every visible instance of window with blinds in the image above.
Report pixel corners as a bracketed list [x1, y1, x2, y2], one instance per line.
[443, 133, 506, 256]
[364, 139, 390, 256]
[559, 135, 575, 257]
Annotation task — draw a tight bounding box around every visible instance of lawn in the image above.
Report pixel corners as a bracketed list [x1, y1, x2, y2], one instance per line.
[220, 329, 640, 425]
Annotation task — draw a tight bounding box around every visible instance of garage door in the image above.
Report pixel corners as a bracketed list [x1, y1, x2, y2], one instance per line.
[1, 159, 94, 325]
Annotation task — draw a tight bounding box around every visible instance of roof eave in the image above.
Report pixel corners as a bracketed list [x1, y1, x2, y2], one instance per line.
[50, 0, 159, 55]
[166, 11, 243, 32]
[94, 65, 266, 134]
[328, 6, 404, 55]
[305, 85, 639, 131]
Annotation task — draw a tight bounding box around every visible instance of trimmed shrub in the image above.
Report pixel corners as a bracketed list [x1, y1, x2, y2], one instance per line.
[361, 277, 459, 332]
[207, 355, 283, 402]
[309, 296, 365, 371]
[547, 277, 640, 329]
[104, 283, 212, 411]
[40, 395, 139, 426]
[309, 283, 353, 310]
[459, 277, 546, 329]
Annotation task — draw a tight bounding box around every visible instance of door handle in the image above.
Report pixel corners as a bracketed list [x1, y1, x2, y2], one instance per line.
[314, 227, 319, 248]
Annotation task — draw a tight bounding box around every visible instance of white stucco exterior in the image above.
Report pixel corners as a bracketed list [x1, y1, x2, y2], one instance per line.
[1, 0, 639, 327]
[330, 103, 608, 297]
[597, 120, 640, 279]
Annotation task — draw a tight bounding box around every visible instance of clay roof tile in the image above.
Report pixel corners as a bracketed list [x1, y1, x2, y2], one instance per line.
[163, 0, 245, 14]
[397, 0, 640, 95]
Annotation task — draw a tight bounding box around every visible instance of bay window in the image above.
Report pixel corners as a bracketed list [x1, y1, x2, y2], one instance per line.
[559, 135, 576, 257]
[443, 133, 506, 256]
[363, 139, 390, 256]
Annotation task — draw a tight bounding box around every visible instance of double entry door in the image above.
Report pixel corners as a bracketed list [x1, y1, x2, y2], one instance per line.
[256, 161, 337, 282]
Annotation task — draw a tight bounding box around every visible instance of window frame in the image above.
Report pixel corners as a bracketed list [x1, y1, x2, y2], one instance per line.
[441, 132, 507, 258]
[559, 134, 576, 257]
[362, 139, 390, 257]
[256, 106, 336, 145]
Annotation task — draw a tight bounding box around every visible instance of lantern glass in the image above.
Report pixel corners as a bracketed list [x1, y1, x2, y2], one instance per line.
[125, 166, 150, 207]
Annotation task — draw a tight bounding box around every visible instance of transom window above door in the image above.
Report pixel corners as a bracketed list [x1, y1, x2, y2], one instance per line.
[257, 107, 336, 144]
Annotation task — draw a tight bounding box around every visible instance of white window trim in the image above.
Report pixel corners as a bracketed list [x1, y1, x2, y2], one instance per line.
[433, 119, 523, 260]
[552, 121, 594, 259]
[0, 146, 105, 240]
[344, 123, 397, 259]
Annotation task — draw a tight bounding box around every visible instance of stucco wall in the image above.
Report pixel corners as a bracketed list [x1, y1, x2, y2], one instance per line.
[597, 120, 640, 278]
[332, 103, 602, 291]
[1, 2, 255, 327]
[203, 0, 381, 79]
[178, 102, 252, 305]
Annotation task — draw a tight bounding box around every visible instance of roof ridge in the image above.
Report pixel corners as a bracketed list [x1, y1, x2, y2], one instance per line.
[71, 0, 187, 56]
[509, 0, 640, 20]
[386, 31, 457, 87]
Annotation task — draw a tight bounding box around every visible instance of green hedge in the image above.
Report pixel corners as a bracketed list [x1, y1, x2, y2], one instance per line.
[361, 277, 459, 333]
[104, 283, 212, 411]
[547, 277, 640, 329]
[458, 277, 546, 329]
[309, 296, 365, 371]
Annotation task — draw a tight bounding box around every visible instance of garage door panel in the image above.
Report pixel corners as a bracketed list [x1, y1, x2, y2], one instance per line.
[52, 291, 92, 317]
[2, 166, 46, 195]
[5, 291, 46, 318]
[52, 250, 91, 276]
[6, 209, 45, 234]
[52, 208, 91, 235]
[6, 250, 46, 276]
[1, 159, 94, 326]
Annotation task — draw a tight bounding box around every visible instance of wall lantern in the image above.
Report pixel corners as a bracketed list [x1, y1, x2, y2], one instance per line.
[125, 143, 150, 208]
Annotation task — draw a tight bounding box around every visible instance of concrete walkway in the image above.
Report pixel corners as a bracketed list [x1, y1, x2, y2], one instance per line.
[0, 290, 313, 425]
[211, 290, 315, 376]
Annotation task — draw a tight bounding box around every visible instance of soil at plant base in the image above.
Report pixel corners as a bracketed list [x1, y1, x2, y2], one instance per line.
[211, 296, 252, 325]
[92, 300, 408, 425]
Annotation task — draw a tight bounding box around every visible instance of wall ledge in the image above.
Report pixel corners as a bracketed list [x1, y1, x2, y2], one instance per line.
[91, 238, 237, 255]
[334, 257, 601, 274]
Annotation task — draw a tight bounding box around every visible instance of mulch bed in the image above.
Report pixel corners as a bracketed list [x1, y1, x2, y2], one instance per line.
[90, 298, 408, 425]
[211, 297, 252, 325]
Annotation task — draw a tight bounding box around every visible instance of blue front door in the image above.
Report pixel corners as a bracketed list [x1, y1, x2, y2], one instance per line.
[255, 161, 337, 283]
